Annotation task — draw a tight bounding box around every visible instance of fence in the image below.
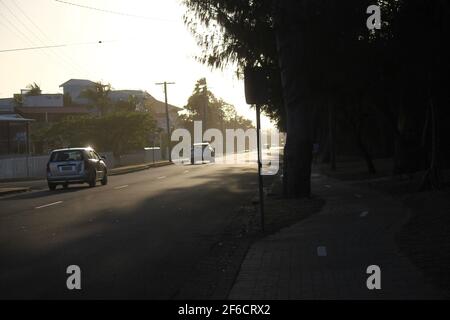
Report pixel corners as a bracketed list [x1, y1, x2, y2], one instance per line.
[0, 148, 162, 180]
[0, 155, 48, 180]
[115, 148, 162, 167]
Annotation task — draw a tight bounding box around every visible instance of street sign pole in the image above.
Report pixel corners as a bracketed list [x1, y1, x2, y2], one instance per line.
[244, 66, 268, 234]
[256, 104, 265, 233]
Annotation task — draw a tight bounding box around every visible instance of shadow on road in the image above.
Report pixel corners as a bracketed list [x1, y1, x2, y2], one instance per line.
[1, 185, 102, 201]
[0, 166, 259, 300]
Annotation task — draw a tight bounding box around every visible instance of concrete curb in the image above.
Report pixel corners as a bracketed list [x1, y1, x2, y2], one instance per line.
[109, 161, 173, 176]
[0, 187, 31, 196]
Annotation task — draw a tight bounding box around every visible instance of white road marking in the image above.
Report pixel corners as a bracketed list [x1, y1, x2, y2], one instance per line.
[354, 194, 363, 198]
[184, 170, 189, 174]
[114, 185, 129, 190]
[157, 176, 167, 180]
[317, 246, 327, 257]
[360, 211, 369, 217]
[35, 201, 63, 209]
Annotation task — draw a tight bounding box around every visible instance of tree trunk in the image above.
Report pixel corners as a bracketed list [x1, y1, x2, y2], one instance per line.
[420, 85, 441, 190]
[283, 106, 313, 198]
[356, 132, 377, 174]
[328, 102, 337, 171]
[274, 0, 316, 198]
[276, 44, 313, 197]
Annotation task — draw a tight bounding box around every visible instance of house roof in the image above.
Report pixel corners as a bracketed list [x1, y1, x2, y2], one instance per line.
[110, 90, 182, 112]
[59, 79, 97, 87]
[16, 107, 90, 114]
[146, 95, 182, 112]
[0, 114, 34, 122]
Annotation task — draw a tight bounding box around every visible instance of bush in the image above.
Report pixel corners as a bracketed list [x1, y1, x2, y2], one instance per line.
[45, 112, 157, 156]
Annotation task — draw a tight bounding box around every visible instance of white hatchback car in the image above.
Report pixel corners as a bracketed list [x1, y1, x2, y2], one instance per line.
[190, 143, 215, 164]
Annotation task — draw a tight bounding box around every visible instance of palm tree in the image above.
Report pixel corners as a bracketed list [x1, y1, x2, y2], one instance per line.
[80, 82, 112, 116]
[26, 82, 42, 96]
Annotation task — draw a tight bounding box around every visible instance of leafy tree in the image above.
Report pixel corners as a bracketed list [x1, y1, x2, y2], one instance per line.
[25, 82, 42, 96]
[182, 0, 285, 129]
[44, 112, 157, 156]
[115, 95, 140, 112]
[63, 93, 72, 107]
[182, 0, 450, 196]
[80, 81, 112, 116]
[13, 82, 42, 106]
[181, 78, 254, 134]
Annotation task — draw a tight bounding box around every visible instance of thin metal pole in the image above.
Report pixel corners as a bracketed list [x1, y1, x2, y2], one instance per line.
[256, 104, 265, 233]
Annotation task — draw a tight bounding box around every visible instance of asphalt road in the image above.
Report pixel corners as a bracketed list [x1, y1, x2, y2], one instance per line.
[0, 160, 262, 299]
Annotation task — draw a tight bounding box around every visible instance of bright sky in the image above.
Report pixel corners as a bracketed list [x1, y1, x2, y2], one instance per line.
[0, 0, 273, 127]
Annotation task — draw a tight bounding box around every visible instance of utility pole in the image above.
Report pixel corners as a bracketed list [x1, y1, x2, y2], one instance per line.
[156, 81, 175, 162]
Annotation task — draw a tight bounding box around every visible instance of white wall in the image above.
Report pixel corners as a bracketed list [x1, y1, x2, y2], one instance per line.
[23, 95, 63, 107]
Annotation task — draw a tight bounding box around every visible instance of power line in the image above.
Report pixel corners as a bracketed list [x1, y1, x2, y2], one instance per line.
[0, 41, 104, 53]
[9, 0, 89, 75]
[0, 2, 36, 47]
[0, 0, 77, 71]
[54, 0, 176, 22]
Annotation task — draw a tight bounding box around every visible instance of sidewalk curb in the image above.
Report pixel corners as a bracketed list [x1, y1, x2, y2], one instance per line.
[0, 187, 31, 196]
[109, 161, 173, 176]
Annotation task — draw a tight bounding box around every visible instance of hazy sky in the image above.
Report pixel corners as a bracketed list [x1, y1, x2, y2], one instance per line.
[0, 0, 273, 126]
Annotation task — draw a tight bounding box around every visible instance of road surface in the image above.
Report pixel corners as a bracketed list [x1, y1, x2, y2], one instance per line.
[0, 161, 262, 299]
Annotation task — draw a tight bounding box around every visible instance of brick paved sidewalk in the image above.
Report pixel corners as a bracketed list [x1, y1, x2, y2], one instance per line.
[229, 173, 445, 299]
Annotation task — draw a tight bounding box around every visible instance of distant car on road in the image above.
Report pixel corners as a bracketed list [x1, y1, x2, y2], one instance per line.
[191, 143, 215, 165]
[46, 147, 108, 190]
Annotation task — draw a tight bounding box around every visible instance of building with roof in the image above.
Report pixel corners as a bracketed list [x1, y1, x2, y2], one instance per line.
[22, 94, 63, 108]
[59, 79, 182, 132]
[0, 114, 34, 156]
[0, 79, 183, 155]
[59, 79, 96, 106]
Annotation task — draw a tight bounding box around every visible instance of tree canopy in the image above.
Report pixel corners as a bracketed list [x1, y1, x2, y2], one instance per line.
[80, 82, 112, 116]
[180, 78, 254, 133]
[38, 112, 157, 156]
[182, 0, 450, 196]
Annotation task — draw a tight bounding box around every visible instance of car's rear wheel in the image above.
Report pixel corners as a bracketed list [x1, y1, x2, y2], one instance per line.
[48, 182, 57, 191]
[88, 169, 96, 188]
[101, 170, 108, 186]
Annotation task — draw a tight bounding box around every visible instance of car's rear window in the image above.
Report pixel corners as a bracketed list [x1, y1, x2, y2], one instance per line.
[50, 150, 84, 162]
[193, 144, 208, 149]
